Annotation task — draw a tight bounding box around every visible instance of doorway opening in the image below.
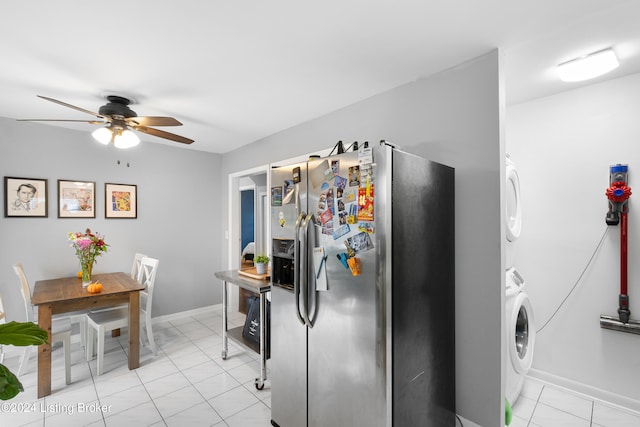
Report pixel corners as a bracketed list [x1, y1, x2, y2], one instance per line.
[227, 149, 332, 312]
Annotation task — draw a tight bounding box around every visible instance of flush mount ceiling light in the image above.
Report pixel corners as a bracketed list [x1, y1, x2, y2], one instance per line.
[91, 118, 141, 149]
[557, 48, 619, 82]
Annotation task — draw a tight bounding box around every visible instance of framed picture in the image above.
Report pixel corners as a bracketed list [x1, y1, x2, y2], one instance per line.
[4, 176, 48, 218]
[58, 179, 96, 218]
[105, 183, 137, 219]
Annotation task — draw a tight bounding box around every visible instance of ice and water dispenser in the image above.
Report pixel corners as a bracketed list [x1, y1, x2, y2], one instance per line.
[272, 238, 295, 290]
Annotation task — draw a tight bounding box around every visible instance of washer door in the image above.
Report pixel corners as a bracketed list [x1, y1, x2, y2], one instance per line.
[509, 292, 535, 374]
[506, 160, 522, 242]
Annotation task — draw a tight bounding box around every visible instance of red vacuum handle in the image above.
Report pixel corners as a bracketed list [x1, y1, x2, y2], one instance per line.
[606, 174, 632, 323]
[621, 212, 628, 297]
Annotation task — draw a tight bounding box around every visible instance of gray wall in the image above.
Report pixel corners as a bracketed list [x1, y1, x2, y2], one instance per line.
[1, 49, 504, 425]
[219, 50, 504, 427]
[507, 72, 640, 410]
[0, 117, 223, 322]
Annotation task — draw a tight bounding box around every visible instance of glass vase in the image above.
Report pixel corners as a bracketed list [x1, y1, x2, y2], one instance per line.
[81, 262, 93, 287]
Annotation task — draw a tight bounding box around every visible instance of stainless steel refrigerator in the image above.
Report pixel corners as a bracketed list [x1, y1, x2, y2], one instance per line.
[270, 141, 455, 427]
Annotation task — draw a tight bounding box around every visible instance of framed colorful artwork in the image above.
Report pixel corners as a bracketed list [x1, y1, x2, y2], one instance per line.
[58, 179, 96, 218]
[105, 183, 137, 219]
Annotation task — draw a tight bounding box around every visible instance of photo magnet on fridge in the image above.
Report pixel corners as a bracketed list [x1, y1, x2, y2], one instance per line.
[331, 160, 339, 176]
[326, 189, 334, 214]
[348, 166, 360, 187]
[332, 223, 351, 240]
[271, 186, 283, 206]
[283, 180, 295, 204]
[322, 221, 334, 236]
[347, 204, 358, 224]
[345, 231, 374, 253]
[320, 209, 333, 225]
[343, 190, 356, 203]
[323, 166, 334, 182]
[310, 160, 331, 188]
[338, 211, 348, 225]
[334, 175, 347, 190]
[358, 222, 375, 234]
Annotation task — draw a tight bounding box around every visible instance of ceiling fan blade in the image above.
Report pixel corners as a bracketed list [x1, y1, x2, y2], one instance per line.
[37, 95, 104, 119]
[133, 125, 194, 144]
[17, 119, 106, 125]
[126, 116, 183, 127]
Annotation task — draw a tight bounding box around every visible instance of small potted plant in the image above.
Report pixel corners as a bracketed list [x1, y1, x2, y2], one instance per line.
[254, 254, 269, 274]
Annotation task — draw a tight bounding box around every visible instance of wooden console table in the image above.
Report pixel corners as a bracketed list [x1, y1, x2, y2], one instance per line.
[214, 269, 270, 390]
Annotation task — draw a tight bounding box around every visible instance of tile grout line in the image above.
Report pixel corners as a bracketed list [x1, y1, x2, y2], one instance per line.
[177, 315, 265, 422]
[98, 321, 216, 425]
[174, 314, 271, 423]
[150, 316, 243, 423]
[526, 384, 544, 426]
[87, 349, 106, 427]
[531, 381, 603, 425]
[13, 312, 265, 427]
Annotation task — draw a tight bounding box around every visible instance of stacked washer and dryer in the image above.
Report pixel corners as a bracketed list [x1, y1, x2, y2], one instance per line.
[505, 155, 536, 405]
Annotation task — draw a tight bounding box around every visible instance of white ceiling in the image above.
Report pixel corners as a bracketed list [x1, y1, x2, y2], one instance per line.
[1, 1, 639, 154]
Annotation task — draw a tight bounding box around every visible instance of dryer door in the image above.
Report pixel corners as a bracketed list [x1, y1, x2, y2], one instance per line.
[508, 292, 536, 374]
[506, 159, 522, 242]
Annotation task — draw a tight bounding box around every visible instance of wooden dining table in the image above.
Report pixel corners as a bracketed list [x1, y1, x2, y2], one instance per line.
[31, 272, 145, 398]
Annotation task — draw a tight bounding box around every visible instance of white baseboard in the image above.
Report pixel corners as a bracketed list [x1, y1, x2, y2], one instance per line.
[456, 415, 483, 427]
[150, 303, 223, 324]
[529, 368, 640, 414]
[0, 304, 225, 360]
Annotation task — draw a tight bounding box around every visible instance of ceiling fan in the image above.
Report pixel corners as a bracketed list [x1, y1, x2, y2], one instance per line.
[19, 95, 194, 148]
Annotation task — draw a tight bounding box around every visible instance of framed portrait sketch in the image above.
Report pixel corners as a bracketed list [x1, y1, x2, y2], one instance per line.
[4, 176, 48, 218]
[58, 179, 96, 218]
[105, 183, 137, 219]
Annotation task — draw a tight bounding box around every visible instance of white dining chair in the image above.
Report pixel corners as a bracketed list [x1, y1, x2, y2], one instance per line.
[13, 264, 72, 384]
[85, 256, 159, 375]
[90, 252, 147, 317]
[131, 252, 147, 280]
[13, 263, 87, 343]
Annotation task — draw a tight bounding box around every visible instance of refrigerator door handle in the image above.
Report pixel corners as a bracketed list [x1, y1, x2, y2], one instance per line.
[294, 211, 306, 325]
[305, 213, 318, 328]
[301, 214, 315, 328]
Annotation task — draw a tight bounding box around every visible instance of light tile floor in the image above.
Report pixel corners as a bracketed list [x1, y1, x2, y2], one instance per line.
[5, 307, 640, 427]
[0, 306, 272, 426]
[512, 376, 640, 427]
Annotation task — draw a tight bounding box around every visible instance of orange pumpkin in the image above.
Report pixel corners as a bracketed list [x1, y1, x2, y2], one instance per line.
[77, 271, 83, 278]
[87, 283, 103, 293]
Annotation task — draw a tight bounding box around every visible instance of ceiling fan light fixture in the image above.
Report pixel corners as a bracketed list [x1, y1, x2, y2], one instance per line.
[92, 127, 112, 145]
[557, 48, 619, 82]
[24, 95, 193, 146]
[113, 128, 140, 149]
